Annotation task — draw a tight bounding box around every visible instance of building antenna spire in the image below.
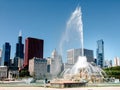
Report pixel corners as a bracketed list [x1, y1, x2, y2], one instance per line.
[19, 30, 22, 36]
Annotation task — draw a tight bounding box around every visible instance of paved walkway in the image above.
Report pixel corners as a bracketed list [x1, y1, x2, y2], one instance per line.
[0, 87, 120, 90]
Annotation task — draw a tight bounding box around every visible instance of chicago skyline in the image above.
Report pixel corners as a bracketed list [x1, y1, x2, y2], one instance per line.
[0, 0, 120, 62]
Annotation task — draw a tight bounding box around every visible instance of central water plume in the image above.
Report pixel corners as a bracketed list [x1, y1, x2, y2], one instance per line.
[58, 6, 106, 83]
[59, 6, 84, 56]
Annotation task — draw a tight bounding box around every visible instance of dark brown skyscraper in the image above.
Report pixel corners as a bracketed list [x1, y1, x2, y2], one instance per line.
[24, 37, 44, 68]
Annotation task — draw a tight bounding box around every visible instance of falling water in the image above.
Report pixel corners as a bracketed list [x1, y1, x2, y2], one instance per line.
[59, 6, 106, 82]
[59, 6, 84, 56]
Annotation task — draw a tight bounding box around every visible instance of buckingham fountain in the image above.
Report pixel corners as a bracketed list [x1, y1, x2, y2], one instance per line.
[50, 6, 106, 88]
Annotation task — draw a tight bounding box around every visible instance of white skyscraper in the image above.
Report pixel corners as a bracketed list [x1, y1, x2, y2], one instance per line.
[114, 57, 120, 66]
[48, 49, 63, 78]
[67, 48, 94, 64]
[64, 48, 94, 70]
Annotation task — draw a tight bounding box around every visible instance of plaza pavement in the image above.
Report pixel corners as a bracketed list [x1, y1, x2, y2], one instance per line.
[0, 87, 120, 90]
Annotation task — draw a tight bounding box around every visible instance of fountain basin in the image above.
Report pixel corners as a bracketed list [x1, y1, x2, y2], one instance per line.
[50, 81, 87, 88]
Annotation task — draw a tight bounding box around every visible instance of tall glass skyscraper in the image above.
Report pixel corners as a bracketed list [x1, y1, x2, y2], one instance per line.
[1, 42, 11, 66]
[14, 32, 24, 67]
[96, 39, 104, 68]
[15, 32, 24, 59]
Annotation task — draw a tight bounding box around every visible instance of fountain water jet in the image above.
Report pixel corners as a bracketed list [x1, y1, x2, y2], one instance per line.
[60, 6, 106, 82]
[66, 6, 84, 56]
[59, 6, 84, 56]
[51, 6, 106, 88]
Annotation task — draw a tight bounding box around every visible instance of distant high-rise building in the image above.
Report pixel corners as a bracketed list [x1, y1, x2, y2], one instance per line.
[96, 39, 104, 68]
[14, 31, 24, 67]
[67, 48, 94, 64]
[104, 59, 112, 68]
[15, 31, 24, 59]
[94, 58, 97, 65]
[110, 60, 113, 67]
[24, 37, 44, 68]
[1, 42, 11, 66]
[51, 49, 63, 76]
[64, 48, 94, 70]
[113, 57, 120, 66]
[46, 49, 63, 77]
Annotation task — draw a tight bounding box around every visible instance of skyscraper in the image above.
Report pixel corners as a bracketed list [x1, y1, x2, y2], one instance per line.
[65, 48, 94, 70]
[67, 48, 94, 64]
[24, 37, 44, 68]
[96, 39, 104, 68]
[1, 42, 11, 66]
[113, 57, 120, 66]
[15, 31, 24, 59]
[14, 31, 24, 67]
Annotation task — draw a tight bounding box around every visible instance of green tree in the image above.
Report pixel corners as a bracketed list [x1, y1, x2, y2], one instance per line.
[19, 69, 30, 77]
[103, 66, 120, 79]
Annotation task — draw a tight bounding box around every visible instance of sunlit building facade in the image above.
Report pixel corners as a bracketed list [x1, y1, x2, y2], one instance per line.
[29, 57, 47, 79]
[114, 57, 120, 66]
[0, 66, 7, 79]
[46, 49, 63, 78]
[67, 48, 94, 64]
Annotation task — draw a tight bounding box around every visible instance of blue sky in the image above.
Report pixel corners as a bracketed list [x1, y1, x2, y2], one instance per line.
[0, 0, 120, 62]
